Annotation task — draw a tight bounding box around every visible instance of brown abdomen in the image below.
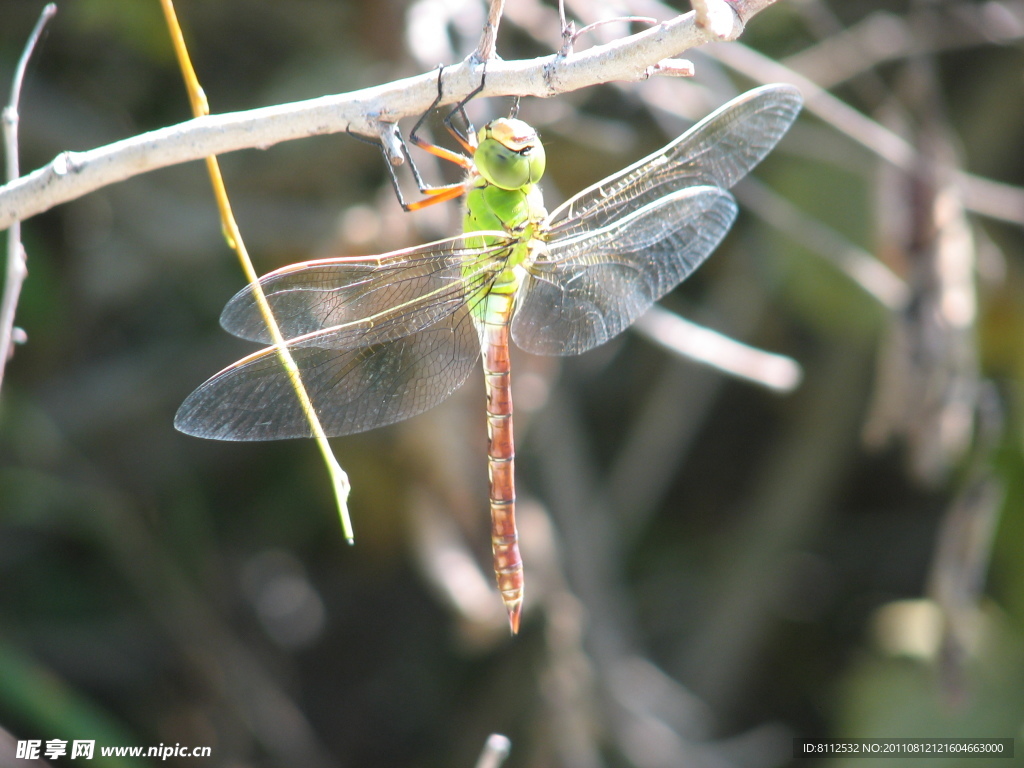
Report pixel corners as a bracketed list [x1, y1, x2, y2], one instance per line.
[481, 298, 523, 633]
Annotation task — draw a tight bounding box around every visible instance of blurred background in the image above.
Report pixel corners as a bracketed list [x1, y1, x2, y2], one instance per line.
[1, 0, 1023, 766]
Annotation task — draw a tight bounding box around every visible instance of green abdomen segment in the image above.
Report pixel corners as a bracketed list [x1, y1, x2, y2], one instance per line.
[481, 292, 523, 632]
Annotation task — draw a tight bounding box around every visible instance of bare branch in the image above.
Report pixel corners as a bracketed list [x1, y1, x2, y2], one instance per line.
[0, 1, 783, 232]
[0, 3, 57, 390]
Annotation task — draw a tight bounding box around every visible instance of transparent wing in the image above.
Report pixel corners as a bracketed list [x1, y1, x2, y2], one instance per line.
[220, 233, 516, 348]
[512, 186, 737, 356]
[544, 84, 802, 240]
[175, 301, 482, 440]
[175, 233, 518, 441]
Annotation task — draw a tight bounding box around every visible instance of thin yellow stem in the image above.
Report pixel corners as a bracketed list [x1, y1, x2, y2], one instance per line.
[160, 0, 353, 541]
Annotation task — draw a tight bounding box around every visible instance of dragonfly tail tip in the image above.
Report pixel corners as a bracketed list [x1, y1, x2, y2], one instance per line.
[507, 603, 522, 635]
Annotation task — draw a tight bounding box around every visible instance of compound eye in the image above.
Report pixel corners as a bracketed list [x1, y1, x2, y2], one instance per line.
[476, 119, 546, 190]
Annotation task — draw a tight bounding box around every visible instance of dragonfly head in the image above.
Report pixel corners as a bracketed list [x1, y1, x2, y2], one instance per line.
[475, 118, 546, 191]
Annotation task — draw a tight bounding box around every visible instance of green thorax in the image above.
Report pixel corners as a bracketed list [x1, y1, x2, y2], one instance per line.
[463, 118, 547, 308]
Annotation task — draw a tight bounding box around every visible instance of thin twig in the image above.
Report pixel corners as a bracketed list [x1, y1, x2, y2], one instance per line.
[633, 305, 803, 393]
[473, 734, 512, 768]
[475, 0, 506, 61]
[0, 0, 783, 232]
[0, 3, 56, 391]
[571, 16, 657, 47]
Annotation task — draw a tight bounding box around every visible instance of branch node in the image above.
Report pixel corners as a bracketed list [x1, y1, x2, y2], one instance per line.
[541, 58, 562, 98]
[560, 15, 659, 57]
[693, 0, 740, 41]
[51, 151, 81, 177]
[557, 20, 576, 58]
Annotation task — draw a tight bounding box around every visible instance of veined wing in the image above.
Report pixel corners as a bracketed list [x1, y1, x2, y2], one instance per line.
[544, 84, 802, 240]
[512, 186, 736, 356]
[175, 299, 482, 440]
[175, 233, 518, 441]
[220, 232, 517, 349]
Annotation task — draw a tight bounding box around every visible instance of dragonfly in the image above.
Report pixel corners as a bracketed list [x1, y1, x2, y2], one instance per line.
[175, 83, 803, 633]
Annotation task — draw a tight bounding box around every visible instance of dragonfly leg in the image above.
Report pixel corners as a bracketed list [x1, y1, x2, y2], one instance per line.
[444, 65, 522, 134]
[360, 63, 495, 213]
[407, 64, 477, 166]
[409, 65, 460, 157]
[439, 65, 487, 155]
[349, 129, 468, 212]
[353, 65, 473, 212]
[346, 126, 456, 212]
